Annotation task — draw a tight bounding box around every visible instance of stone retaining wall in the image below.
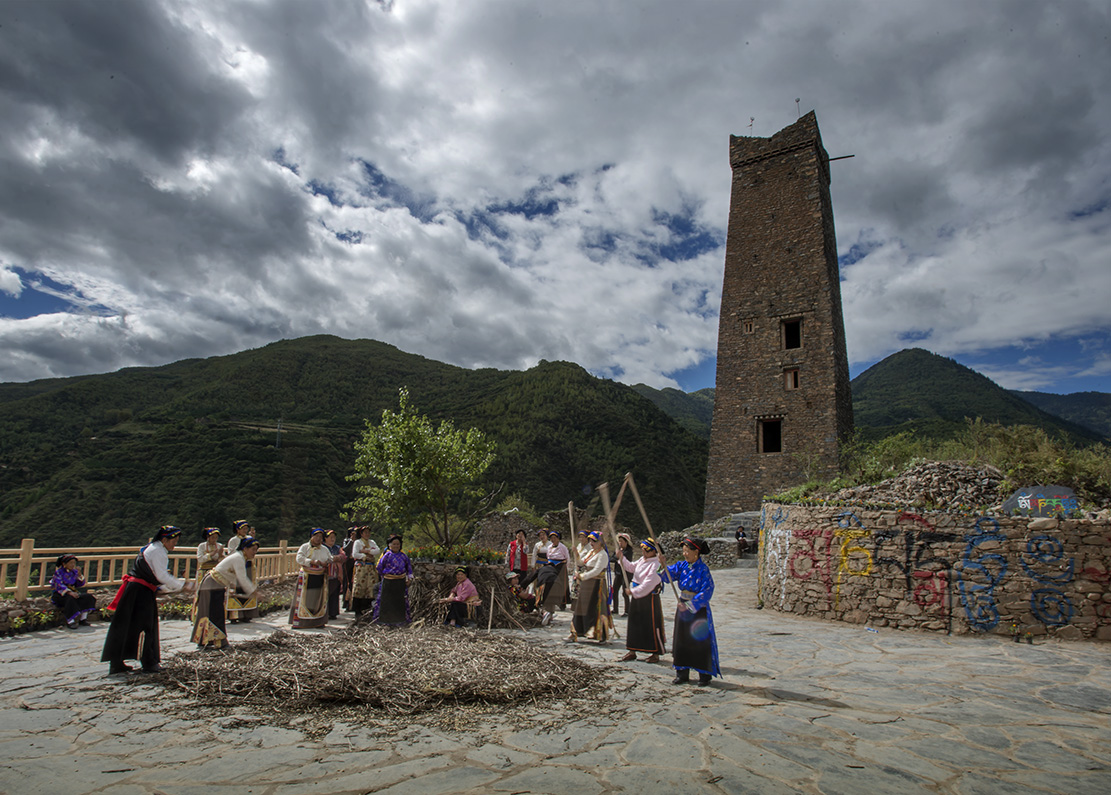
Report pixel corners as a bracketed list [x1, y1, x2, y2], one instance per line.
[758, 502, 1111, 640]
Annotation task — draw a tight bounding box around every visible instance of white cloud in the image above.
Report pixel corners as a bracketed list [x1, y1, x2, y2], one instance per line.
[0, 0, 1109, 394]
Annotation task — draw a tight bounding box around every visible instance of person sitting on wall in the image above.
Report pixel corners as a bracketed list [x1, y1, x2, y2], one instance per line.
[440, 566, 480, 627]
[505, 571, 537, 613]
[735, 528, 749, 556]
[50, 554, 97, 629]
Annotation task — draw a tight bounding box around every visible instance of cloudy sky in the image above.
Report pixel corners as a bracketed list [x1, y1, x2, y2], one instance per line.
[2, 1, 1109, 395]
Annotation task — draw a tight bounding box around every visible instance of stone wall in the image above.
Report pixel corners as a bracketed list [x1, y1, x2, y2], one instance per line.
[758, 502, 1111, 641]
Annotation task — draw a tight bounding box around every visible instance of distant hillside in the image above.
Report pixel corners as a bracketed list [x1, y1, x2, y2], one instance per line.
[0, 336, 707, 547]
[631, 385, 714, 439]
[1012, 390, 1111, 439]
[851, 349, 1106, 443]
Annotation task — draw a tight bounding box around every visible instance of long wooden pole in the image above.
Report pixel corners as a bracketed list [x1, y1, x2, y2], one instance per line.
[626, 472, 680, 601]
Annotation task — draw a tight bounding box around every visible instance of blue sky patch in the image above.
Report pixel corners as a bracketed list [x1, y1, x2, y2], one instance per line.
[358, 160, 437, 222]
[0, 268, 112, 319]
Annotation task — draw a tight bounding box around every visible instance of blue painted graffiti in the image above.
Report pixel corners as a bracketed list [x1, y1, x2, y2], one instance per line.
[1030, 588, 1074, 626]
[1020, 535, 1075, 584]
[957, 517, 1008, 633]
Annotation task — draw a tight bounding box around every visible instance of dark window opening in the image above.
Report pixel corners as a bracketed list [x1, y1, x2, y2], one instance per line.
[759, 419, 782, 453]
[783, 319, 802, 349]
[785, 369, 800, 390]
[743, 319, 754, 334]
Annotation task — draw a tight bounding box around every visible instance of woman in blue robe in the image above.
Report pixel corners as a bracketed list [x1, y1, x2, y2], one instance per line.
[661, 536, 721, 686]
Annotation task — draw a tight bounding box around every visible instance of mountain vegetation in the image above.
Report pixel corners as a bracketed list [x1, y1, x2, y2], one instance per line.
[631, 384, 715, 440]
[0, 336, 707, 548]
[849, 349, 1107, 444]
[1012, 390, 1111, 440]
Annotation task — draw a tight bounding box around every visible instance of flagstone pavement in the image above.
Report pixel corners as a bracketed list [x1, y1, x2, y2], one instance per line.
[2, 568, 1109, 794]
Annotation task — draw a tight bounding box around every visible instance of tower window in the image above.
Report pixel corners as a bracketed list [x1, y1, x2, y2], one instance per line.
[743, 319, 754, 334]
[782, 319, 802, 349]
[758, 419, 782, 453]
[784, 368, 800, 390]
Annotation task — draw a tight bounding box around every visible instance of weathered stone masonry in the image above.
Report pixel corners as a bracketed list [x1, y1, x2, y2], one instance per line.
[704, 112, 853, 519]
[758, 502, 1111, 641]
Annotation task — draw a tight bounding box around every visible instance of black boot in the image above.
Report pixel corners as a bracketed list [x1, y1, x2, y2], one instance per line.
[671, 668, 690, 686]
[697, 673, 713, 687]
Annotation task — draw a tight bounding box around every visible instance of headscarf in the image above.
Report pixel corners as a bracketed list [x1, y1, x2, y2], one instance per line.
[586, 530, 603, 543]
[640, 538, 659, 554]
[387, 533, 403, 548]
[153, 526, 182, 542]
[56, 553, 78, 567]
[454, 566, 468, 576]
[233, 519, 250, 533]
[239, 536, 260, 550]
[309, 528, 325, 540]
[547, 530, 562, 540]
[682, 536, 710, 556]
[202, 527, 220, 539]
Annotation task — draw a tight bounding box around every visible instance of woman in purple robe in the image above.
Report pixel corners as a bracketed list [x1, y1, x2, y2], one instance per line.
[372, 534, 413, 625]
[51, 554, 97, 628]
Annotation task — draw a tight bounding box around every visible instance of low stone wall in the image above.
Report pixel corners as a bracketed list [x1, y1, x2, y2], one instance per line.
[758, 502, 1111, 641]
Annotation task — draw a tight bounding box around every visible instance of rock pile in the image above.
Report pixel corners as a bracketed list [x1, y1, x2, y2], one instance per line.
[829, 460, 1008, 510]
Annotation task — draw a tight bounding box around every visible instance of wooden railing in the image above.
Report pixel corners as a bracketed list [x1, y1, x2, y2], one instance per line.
[0, 539, 298, 600]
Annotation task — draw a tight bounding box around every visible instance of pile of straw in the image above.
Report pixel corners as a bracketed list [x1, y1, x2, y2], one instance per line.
[159, 624, 599, 719]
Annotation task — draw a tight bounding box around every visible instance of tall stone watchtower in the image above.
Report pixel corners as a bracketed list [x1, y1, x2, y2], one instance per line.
[703, 111, 853, 518]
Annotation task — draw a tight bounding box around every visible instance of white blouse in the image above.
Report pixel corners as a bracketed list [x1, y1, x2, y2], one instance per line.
[578, 547, 610, 581]
[352, 538, 380, 561]
[620, 556, 662, 598]
[212, 552, 257, 596]
[296, 542, 333, 569]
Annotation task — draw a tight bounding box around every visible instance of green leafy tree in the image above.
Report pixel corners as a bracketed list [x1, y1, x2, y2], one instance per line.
[344, 388, 499, 549]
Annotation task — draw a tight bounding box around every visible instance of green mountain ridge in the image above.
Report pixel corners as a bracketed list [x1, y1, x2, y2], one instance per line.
[850, 348, 1107, 444]
[631, 348, 1109, 445]
[1010, 390, 1111, 440]
[0, 336, 707, 547]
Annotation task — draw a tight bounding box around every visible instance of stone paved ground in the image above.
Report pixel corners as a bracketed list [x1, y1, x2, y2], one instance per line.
[2, 569, 1110, 794]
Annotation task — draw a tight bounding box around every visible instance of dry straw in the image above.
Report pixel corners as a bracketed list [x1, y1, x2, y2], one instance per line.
[160, 624, 600, 718]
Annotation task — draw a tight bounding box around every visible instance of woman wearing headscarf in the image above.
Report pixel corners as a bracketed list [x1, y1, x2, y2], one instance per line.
[289, 528, 333, 628]
[226, 519, 251, 554]
[349, 526, 381, 616]
[372, 534, 413, 626]
[537, 530, 570, 627]
[440, 566, 479, 627]
[324, 530, 346, 620]
[50, 554, 96, 629]
[617, 539, 666, 663]
[611, 532, 634, 616]
[568, 530, 611, 643]
[196, 528, 224, 581]
[102, 526, 193, 674]
[661, 536, 721, 686]
[191, 537, 260, 649]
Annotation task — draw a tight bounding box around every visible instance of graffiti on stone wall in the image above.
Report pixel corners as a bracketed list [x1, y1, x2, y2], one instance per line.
[761, 508, 1100, 635]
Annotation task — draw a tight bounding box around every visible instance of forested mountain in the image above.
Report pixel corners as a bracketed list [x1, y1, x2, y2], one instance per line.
[630, 384, 715, 439]
[0, 336, 707, 547]
[850, 349, 1107, 443]
[1011, 390, 1111, 440]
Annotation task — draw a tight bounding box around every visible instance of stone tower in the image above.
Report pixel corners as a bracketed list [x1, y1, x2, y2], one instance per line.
[703, 111, 853, 518]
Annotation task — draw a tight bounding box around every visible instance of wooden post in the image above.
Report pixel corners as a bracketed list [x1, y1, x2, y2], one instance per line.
[278, 540, 289, 577]
[14, 538, 34, 601]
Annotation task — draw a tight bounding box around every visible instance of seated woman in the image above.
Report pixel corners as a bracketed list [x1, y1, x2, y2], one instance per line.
[536, 530, 570, 626]
[372, 534, 413, 626]
[440, 566, 480, 627]
[191, 537, 260, 649]
[289, 528, 333, 628]
[50, 554, 96, 629]
[618, 539, 666, 663]
[505, 572, 537, 613]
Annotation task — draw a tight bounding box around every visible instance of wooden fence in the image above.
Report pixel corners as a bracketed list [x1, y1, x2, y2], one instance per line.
[0, 539, 299, 600]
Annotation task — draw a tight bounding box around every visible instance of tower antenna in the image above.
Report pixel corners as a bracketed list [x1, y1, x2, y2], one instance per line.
[795, 98, 801, 118]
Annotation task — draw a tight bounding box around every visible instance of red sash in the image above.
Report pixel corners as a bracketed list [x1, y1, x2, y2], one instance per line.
[106, 574, 159, 611]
